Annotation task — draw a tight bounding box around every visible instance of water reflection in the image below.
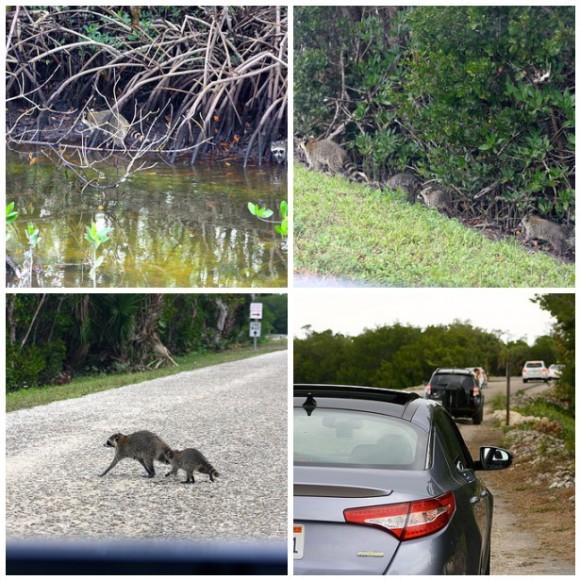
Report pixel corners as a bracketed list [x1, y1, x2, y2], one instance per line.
[6, 151, 287, 288]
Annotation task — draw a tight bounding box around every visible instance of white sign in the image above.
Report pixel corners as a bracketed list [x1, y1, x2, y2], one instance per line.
[249, 321, 262, 337]
[250, 302, 263, 319]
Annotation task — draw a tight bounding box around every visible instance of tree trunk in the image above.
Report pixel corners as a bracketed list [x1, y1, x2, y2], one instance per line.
[7, 295, 16, 345]
[214, 299, 229, 345]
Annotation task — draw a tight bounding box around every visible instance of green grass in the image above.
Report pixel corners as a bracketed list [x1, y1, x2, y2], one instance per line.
[491, 393, 507, 412]
[294, 165, 575, 287]
[6, 341, 287, 412]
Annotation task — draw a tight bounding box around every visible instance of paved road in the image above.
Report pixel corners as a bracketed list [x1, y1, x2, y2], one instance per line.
[410, 375, 550, 400]
[6, 351, 288, 544]
[294, 273, 386, 288]
[481, 374, 551, 401]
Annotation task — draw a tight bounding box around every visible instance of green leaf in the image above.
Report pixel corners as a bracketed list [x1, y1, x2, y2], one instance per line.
[275, 217, 288, 237]
[279, 200, 288, 218]
[6, 202, 18, 225]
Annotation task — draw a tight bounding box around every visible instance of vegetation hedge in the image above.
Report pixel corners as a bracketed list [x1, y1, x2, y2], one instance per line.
[295, 6, 574, 230]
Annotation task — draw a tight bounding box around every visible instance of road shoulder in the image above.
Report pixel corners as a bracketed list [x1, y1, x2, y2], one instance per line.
[464, 420, 574, 574]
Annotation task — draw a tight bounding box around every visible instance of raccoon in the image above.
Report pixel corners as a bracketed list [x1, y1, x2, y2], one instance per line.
[418, 185, 453, 214]
[100, 430, 171, 478]
[270, 140, 287, 164]
[521, 214, 571, 256]
[300, 139, 369, 183]
[385, 173, 422, 203]
[81, 109, 144, 149]
[164, 448, 220, 484]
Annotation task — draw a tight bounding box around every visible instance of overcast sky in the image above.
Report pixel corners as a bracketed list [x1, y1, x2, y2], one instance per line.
[293, 289, 564, 344]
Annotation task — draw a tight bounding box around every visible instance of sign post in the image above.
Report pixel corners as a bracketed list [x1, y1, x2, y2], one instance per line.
[249, 303, 263, 350]
[506, 362, 510, 427]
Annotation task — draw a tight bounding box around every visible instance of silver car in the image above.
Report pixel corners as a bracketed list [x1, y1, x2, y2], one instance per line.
[548, 364, 564, 380]
[294, 384, 512, 575]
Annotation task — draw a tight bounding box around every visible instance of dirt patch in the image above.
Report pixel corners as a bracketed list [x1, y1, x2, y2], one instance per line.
[461, 420, 575, 574]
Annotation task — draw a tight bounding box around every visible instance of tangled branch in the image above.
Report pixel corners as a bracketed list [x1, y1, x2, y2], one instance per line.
[6, 6, 288, 166]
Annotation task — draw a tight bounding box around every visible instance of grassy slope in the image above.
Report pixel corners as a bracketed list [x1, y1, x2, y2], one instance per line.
[294, 165, 574, 287]
[7, 342, 287, 412]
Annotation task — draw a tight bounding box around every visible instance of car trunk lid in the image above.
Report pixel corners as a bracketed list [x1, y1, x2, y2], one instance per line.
[294, 466, 443, 575]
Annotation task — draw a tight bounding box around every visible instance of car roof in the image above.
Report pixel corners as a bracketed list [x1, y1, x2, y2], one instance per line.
[294, 383, 419, 403]
[433, 368, 474, 375]
[294, 384, 436, 432]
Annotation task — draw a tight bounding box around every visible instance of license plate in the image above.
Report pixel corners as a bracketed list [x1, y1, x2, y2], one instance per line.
[293, 524, 304, 559]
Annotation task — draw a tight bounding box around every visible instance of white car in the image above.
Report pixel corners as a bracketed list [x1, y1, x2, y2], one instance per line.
[522, 360, 549, 383]
[548, 364, 564, 380]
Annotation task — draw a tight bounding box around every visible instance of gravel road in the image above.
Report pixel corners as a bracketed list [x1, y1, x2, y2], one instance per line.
[456, 377, 574, 575]
[407, 377, 574, 574]
[6, 351, 288, 545]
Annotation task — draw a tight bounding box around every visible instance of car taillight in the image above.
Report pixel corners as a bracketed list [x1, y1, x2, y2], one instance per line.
[343, 492, 455, 541]
[473, 385, 480, 396]
[425, 384, 431, 395]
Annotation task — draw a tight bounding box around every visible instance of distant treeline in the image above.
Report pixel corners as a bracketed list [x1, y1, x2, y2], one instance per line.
[294, 321, 557, 389]
[7, 293, 287, 392]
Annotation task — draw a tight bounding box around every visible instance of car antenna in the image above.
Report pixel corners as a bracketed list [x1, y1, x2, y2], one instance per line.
[302, 393, 317, 416]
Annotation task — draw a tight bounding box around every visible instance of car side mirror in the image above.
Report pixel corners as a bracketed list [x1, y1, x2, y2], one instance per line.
[474, 446, 512, 470]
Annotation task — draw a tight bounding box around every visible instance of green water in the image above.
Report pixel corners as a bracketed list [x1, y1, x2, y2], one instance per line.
[6, 151, 287, 288]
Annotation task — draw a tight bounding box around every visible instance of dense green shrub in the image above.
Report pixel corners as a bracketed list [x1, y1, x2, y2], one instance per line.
[295, 6, 574, 228]
[7, 340, 67, 391]
[533, 293, 575, 411]
[6, 294, 286, 392]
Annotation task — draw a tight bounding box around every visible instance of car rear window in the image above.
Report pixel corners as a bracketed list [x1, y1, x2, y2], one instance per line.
[525, 362, 543, 368]
[431, 374, 475, 390]
[294, 408, 426, 470]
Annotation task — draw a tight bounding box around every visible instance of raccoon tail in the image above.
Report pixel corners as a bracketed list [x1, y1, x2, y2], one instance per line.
[207, 465, 220, 482]
[128, 130, 145, 143]
[344, 163, 369, 183]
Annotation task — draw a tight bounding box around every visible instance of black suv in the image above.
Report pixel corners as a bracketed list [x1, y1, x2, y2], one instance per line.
[424, 368, 484, 425]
